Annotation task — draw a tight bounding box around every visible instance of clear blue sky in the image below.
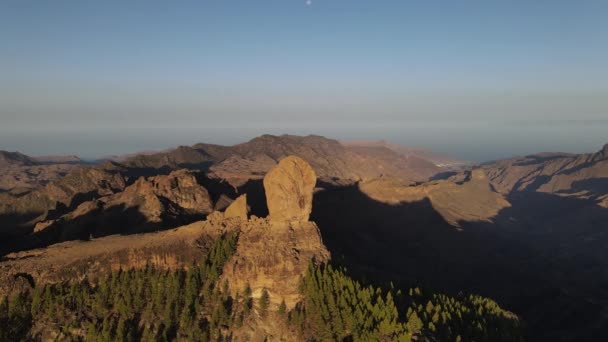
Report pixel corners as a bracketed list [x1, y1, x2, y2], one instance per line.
[1, 0, 607, 161]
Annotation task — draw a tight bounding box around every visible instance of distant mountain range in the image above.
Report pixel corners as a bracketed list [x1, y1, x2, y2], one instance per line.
[484, 143, 608, 200]
[1, 135, 607, 340]
[0, 150, 82, 167]
[115, 134, 449, 184]
[0, 134, 459, 249]
[342, 139, 469, 168]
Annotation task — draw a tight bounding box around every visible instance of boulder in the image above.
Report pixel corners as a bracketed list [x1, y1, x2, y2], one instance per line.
[263, 156, 316, 222]
[224, 194, 248, 220]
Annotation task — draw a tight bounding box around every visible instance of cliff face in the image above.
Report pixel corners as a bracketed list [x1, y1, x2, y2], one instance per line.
[483, 144, 608, 200]
[221, 156, 330, 309]
[0, 166, 127, 240]
[28, 169, 214, 245]
[0, 220, 217, 296]
[0, 166, 126, 214]
[110, 169, 214, 220]
[221, 218, 329, 309]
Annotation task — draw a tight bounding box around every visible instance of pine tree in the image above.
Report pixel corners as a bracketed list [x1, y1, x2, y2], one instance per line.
[278, 299, 287, 316]
[259, 289, 270, 318]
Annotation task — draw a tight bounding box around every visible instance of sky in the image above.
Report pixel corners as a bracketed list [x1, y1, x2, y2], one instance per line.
[1, 0, 607, 161]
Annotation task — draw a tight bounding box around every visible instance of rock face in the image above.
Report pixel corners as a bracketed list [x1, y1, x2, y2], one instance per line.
[221, 218, 330, 310]
[116, 169, 213, 216]
[1, 220, 216, 297]
[0, 166, 126, 224]
[13, 170, 214, 252]
[221, 156, 330, 311]
[224, 194, 248, 220]
[482, 143, 608, 199]
[263, 156, 317, 222]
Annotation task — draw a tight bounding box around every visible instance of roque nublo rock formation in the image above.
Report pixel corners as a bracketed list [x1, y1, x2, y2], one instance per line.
[221, 156, 330, 313]
[263, 155, 317, 222]
[1, 156, 330, 319]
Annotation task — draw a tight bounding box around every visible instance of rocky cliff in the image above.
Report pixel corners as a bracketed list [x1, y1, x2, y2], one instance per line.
[0, 166, 127, 235]
[27, 169, 214, 246]
[221, 156, 330, 311]
[483, 143, 608, 201]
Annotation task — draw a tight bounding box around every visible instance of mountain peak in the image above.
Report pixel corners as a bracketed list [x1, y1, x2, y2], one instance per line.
[593, 143, 608, 161]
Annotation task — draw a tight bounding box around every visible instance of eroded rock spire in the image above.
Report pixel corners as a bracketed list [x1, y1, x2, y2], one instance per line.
[263, 155, 317, 222]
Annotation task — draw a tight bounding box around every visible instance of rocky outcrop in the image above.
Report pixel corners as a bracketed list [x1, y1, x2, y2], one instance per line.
[221, 218, 329, 309]
[224, 194, 248, 220]
[0, 220, 216, 296]
[115, 169, 213, 216]
[44, 167, 127, 205]
[0, 166, 126, 223]
[221, 156, 330, 310]
[21, 170, 214, 251]
[263, 156, 317, 222]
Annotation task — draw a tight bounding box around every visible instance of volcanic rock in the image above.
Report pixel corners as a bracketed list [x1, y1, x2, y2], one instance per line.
[483, 143, 608, 198]
[118, 169, 212, 214]
[22, 169, 214, 248]
[263, 156, 316, 222]
[221, 218, 330, 309]
[219, 155, 330, 311]
[224, 194, 248, 220]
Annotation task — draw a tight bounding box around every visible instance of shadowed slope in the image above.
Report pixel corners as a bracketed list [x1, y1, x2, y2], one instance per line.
[310, 177, 608, 341]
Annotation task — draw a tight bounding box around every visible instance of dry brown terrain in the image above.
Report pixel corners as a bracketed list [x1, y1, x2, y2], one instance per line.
[0, 220, 214, 295]
[0, 156, 330, 341]
[1, 138, 607, 340]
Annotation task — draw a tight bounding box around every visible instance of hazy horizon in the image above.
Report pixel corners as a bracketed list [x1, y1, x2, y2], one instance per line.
[2, 1, 607, 161]
[1, 126, 607, 163]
